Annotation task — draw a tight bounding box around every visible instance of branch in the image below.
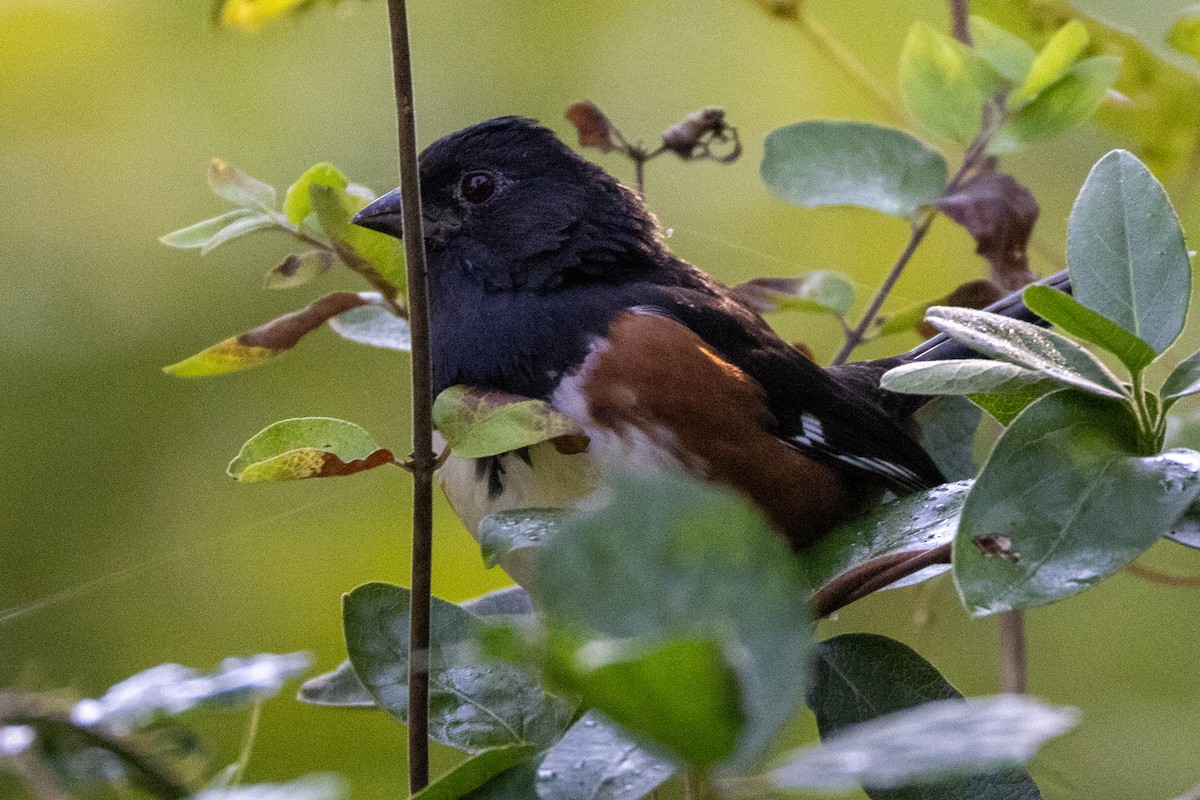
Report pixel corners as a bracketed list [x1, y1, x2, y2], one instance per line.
[999, 610, 1027, 693]
[813, 543, 952, 617]
[949, 0, 971, 45]
[382, 0, 437, 792]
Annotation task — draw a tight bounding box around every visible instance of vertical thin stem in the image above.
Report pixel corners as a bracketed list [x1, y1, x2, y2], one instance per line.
[383, 0, 437, 792]
[229, 701, 263, 787]
[999, 610, 1027, 694]
[949, 0, 971, 45]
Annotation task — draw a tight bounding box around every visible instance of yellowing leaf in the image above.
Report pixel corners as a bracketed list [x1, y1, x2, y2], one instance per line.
[163, 337, 274, 377]
[310, 183, 407, 292]
[284, 163, 348, 225]
[899, 22, 1001, 144]
[228, 417, 396, 482]
[1009, 20, 1089, 107]
[217, 0, 308, 32]
[433, 386, 589, 459]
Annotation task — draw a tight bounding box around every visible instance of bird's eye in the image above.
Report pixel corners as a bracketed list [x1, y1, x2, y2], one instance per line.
[459, 171, 496, 204]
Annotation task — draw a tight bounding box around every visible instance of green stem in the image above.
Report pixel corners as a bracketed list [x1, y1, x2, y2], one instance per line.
[229, 701, 263, 788]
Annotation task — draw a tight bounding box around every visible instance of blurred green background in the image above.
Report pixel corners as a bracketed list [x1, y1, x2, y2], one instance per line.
[4, 0, 1200, 797]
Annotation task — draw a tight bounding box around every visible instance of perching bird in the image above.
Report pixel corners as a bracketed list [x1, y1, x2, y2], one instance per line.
[353, 116, 1064, 550]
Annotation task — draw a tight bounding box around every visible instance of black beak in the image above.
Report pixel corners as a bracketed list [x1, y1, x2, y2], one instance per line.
[352, 188, 405, 237]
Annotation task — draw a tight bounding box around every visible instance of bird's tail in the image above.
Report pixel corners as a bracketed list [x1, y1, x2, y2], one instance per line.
[904, 269, 1071, 363]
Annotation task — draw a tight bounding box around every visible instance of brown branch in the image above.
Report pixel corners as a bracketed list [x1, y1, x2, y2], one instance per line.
[999, 610, 1027, 693]
[382, 0, 436, 792]
[814, 543, 952, 617]
[949, 0, 971, 45]
[1125, 563, 1200, 588]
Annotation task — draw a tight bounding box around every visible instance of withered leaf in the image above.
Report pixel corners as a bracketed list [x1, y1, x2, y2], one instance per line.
[661, 107, 742, 163]
[565, 101, 618, 153]
[936, 167, 1039, 291]
[916, 278, 1006, 338]
[433, 386, 589, 459]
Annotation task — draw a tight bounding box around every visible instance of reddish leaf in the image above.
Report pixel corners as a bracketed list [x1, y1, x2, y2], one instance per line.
[936, 168, 1039, 291]
[565, 102, 617, 153]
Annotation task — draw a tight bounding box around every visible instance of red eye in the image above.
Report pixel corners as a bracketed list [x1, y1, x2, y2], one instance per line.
[460, 171, 496, 204]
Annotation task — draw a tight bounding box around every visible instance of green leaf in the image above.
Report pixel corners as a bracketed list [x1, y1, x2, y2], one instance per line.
[899, 22, 1000, 144]
[990, 56, 1120, 153]
[917, 396, 983, 481]
[969, 383, 1057, 425]
[1163, 349, 1200, 403]
[1021, 285, 1155, 376]
[801, 634, 1044, 799]
[761, 121, 948, 219]
[327, 295, 412, 351]
[227, 417, 396, 482]
[955, 391, 1200, 615]
[731, 271, 854, 316]
[343, 583, 573, 752]
[160, 209, 255, 249]
[265, 250, 335, 290]
[1009, 20, 1089, 107]
[975, 0, 1200, 177]
[208, 158, 276, 212]
[771, 695, 1073, 793]
[216, 0, 321, 32]
[539, 635, 743, 767]
[296, 660, 374, 709]
[799, 482, 970, 599]
[969, 17, 1037, 84]
[535, 471, 813, 764]
[284, 163, 349, 225]
[923, 306, 1128, 399]
[478, 508, 565, 587]
[411, 745, 539, 800]
[73, 652, 313, 733]
[199, 213, 276, 255]
[434, 386, 588, 459]
[882, 360, 1048, 396]
[1067, 149, 1191, 355]
[1168, 5, 1200, 61]
[310, 182, 407, 290]
[536, 710, 677, 800]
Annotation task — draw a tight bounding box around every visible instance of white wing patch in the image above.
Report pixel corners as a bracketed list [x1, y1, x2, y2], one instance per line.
[787, 412, 927, 490]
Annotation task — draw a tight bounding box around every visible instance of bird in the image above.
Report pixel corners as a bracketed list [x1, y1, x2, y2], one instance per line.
[352, 116, 1066, 551]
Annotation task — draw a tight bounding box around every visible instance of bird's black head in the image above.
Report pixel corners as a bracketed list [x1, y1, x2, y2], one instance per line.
[354, 116, 669, 292]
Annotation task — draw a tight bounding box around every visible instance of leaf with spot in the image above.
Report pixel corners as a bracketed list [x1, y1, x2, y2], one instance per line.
[163, 292, 373, 377]
[1067, 149, 1190, 355]
[533, 471, 813, 765]
[787, 633, 1052, 798]
[731, 271, 854, 317]
[936, 169, 1039, 291]
[761, 121, 948, 219]
[955, 390, 1200, 615]
[342, 583, 573, 752]
[922, 306, 1128, 399]
[434, 386, 589, 459]
[535, 710, 677, 800]
[264, 250, 335, 290]
[899, 22, 1002, 144]
[227, 417, 396, 482]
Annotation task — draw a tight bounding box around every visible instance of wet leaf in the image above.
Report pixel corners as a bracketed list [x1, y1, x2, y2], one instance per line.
[969, 383, 1057, 425]
[284, 163, 348, 225]
[310, 182, 406, 290]
[974, 0, 1200, 177]
[71, 653, 312, 735]
[899, 22, 1001, 144]
[191, 774, 347, 800]
[1167, 6, 1200, 61]
[1067, 149, 1190, 355]
[478, 509, 566, 587]
[955, 390, 1200, 615]
[412, 745, 538, 800]
[535, 471, 812, 764]
[208, 158, 276, 212]
[800, 634, 1045, 799]
[761, 121, 948, 219]
[969, 17, 1037, 84]
[1009, 20, 1089, 107]
[1163, 349, 1200, 404]
[882, 359, 1047, 397]
[565, 101, 617, 153]
[343, 583, 573, 752]
[732, 271, 854, 316]
[227, 417, 396, 482]
[327, 294, 411, 351]
[535, 711, 676, 800]
[264, 250, 335, 290]
[772, 695, 1072, 793]
[800, 482, 970, 598]
[1022, 285, 1156, 374]
[160, 210, 256, 249]
[434, 386, 588, 459]
[917, 395, 984, 481]
[163, 292, 371, 377]
[936, 170, 1039, 291]
[923, 306, 1128, 399]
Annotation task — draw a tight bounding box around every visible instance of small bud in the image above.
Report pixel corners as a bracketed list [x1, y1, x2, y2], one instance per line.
[661, 107, 742, 163]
